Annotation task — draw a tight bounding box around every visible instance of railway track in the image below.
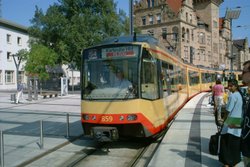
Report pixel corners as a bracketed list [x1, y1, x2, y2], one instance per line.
[63, 129, 169, 167]
[15, 116, 174, 167]
[65, 123, 173, 167]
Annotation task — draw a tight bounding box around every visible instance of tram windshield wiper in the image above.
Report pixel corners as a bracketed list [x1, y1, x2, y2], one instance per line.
[123, 86, 135, 100]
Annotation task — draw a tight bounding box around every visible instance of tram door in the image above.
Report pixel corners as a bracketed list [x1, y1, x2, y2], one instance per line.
[141, 49, 159, 100]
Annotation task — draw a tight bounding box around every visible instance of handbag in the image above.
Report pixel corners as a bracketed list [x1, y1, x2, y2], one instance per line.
[209, 132, 220, 155]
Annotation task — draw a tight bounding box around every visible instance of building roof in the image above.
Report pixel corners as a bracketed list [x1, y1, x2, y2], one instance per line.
[166, 0, 182, 14]
[219, 18, 224, 30]
[0, 18, 28, 33]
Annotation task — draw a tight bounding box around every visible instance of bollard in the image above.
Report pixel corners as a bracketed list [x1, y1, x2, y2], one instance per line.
[66, 113, 70, 138]
[39, 120, 44, 149]
[0, 131, 4, 167]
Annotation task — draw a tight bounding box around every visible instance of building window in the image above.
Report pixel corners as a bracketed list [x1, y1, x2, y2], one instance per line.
[197, 49, 201, 60]
[186, 29, 190, 43]
[191, 30, 194, 41]
[156, 13, 161, 24]
[7, 52, 12, 61]
[162, 28, 167, 39]
[172, 26, 178, 42]
[147, 0, 150, 8]
[17, 37, 22, 45]
[207, 35, 211, 46]
[7, 34, 11, 43]
[201, 49, 206, 61]
[186, 12, 188, 22]
[182, 27, 185, 42]
[198, 32, 205, 44]
[5, 70, 14, 84]
[149, 15, 154, 25]
[0, 70, 2, 84]
[184, 46, 189, 60]
[142, 16, 146, 26]
[190, 14, 192, 23]
[213, 20, 218, 28]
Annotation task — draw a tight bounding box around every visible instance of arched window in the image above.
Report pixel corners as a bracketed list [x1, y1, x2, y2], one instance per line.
[186, 29, 190, 43]
[182, 27, 185, 42]
[172, 26, 178, 42]
[147, 0, 150, 8]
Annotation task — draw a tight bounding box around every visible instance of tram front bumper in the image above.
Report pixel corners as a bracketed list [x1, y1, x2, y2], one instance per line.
[91, 126, 119, 142]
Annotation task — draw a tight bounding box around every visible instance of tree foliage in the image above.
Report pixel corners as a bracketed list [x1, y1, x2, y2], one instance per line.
[25, 44, 58, 80]
[28, 0, 129, 69]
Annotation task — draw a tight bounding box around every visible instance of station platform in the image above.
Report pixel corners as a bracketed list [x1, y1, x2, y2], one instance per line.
[0, 92, 245, 166]
[148, 92, 244, 167]
[0, 92, 83, 167]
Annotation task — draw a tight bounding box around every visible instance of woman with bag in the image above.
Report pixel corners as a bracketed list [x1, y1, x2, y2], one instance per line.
[219, 79, 243, 167]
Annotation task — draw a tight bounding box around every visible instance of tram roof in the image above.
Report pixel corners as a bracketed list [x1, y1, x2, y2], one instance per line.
[99, 35, 159, 46]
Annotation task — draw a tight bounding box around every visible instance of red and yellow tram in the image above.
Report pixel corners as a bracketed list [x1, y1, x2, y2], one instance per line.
[80, 35, 241, 141]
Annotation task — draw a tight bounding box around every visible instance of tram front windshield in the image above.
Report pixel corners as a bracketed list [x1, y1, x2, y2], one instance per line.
[82, 45, 139, 100]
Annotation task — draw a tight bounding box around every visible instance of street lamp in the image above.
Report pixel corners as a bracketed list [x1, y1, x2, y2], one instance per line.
[225, 8, 241, 79]
[129, 0, 133, 35]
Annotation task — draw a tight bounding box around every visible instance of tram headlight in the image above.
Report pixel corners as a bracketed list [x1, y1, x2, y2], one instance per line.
[92, 115, 96, 120]
[127, 114, 137, 121]
[82, 114, 89, 120]
[119, 115, 124, 121]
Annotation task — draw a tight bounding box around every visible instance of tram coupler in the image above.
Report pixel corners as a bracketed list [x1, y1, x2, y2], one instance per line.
[91, 127, 119, 142]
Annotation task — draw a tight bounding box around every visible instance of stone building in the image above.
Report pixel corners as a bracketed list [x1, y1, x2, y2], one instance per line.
[133, 0, 249, 70]
[233, 38, 250, 71]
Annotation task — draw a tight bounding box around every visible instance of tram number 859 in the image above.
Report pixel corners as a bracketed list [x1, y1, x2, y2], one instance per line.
[101, 116, 113, 122]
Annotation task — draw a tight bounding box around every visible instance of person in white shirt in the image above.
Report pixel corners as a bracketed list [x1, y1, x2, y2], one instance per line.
[113, 70, 132, 89]
[219, 79, 243, 167]
[16, 81, 24, 104]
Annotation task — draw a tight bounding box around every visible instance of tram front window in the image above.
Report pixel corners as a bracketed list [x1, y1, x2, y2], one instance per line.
[83, 55, 138, 100]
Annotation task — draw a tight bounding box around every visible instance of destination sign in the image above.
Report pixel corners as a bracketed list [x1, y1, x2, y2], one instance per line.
[102, 46, 138, 58]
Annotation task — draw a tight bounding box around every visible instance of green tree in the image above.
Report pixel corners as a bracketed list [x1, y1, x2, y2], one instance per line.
[25, 44, 58, 80]
[28, 0, 129, 69]
[12, 49, 29, 87]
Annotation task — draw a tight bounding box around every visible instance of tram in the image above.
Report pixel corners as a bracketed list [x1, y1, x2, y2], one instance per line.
[80, 35, 241, 141]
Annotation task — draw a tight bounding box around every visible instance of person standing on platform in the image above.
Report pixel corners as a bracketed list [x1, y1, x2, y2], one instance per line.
[16, 80, 24, 104]
[212, 79, 224, 124]
[219, 79, 243, 167]
[241, 60, 250, 167]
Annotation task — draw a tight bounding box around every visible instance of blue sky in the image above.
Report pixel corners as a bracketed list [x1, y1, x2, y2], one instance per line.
[1, 0, 249, 41]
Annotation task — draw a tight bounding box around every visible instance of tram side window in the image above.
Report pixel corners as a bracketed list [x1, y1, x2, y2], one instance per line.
[189, 70, 199, 85]
[161, 62, 179, 95]
[162, 62, 171, 96]
[141, 49, 159, 100]
[176, 66, 184, 89]
[181, 68, 187, 85]
[202, 73, 212, 83]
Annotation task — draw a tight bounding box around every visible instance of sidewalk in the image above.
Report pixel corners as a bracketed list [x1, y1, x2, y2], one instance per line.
[0, 92, 82, 167]
[148, 93, 244, 167]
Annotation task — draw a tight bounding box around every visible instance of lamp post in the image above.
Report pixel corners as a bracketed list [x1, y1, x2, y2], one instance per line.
[129, 0, 133, 35]
[225, 8, 241, 79]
